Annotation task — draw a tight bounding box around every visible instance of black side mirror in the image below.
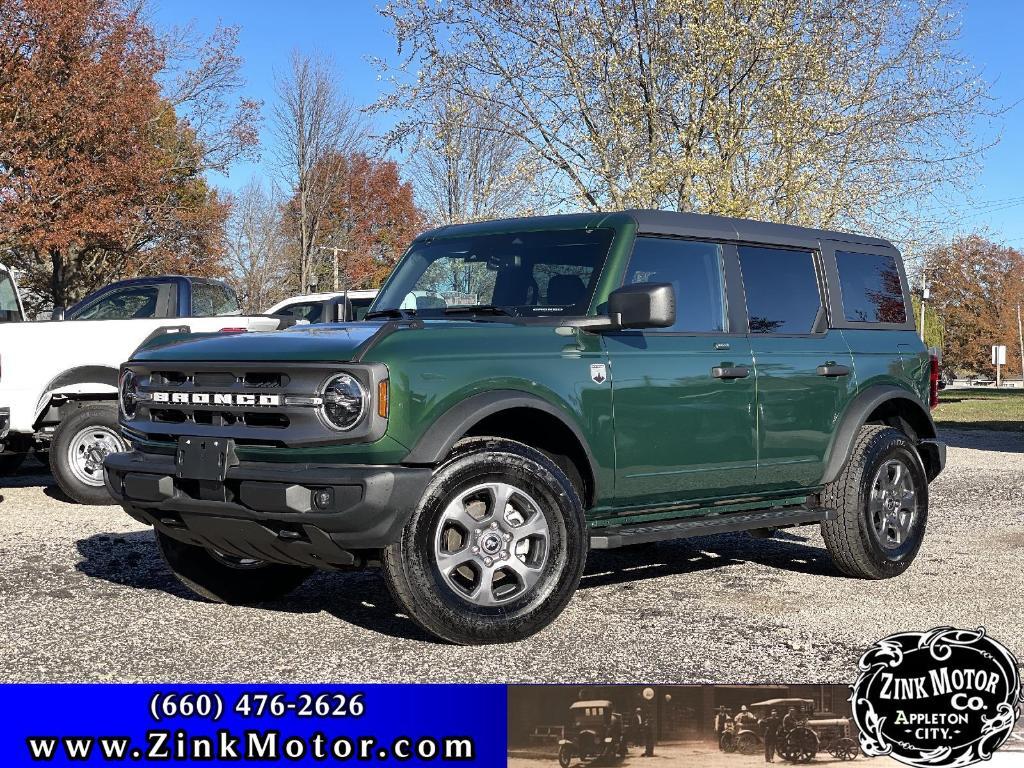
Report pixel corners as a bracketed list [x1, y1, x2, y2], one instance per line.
[607, 283, 675, 329]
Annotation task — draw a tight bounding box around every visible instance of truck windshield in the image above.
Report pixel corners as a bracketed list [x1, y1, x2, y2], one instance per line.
[372, 228, 614, 318]
[0, 270, 23, 322]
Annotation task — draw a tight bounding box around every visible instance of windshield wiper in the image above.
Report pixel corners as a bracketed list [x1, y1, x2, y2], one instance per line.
[443, 304, 514, 317]
[365, 308, 416, 320]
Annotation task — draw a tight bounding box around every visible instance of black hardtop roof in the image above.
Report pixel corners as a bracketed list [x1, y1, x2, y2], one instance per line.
[417, 210, 894, 251]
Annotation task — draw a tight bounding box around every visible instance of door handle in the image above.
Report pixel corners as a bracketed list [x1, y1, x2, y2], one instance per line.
[816, 364, 850, 377]
[712, 365, 750, 380]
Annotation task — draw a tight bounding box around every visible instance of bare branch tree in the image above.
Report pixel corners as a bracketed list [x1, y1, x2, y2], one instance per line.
[273, 51, 367, 291]
[377, 0, 1000, 243]
[223, 178, 291, 313]
[408, 94, 539, 225]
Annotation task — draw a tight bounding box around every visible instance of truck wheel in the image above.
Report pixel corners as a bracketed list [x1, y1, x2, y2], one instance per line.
[382, 437, 588, 645]
[0, 452, 26, 476]
[821, 425, 928, 579]
[156, 531, 312, 604]
[50, 402, 127, 504]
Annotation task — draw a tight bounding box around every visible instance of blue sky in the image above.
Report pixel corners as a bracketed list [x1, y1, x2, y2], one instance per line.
[150, 1, 1024, 246]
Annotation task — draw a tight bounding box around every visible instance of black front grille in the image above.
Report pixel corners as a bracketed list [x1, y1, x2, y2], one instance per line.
[123, 360, 389, 448]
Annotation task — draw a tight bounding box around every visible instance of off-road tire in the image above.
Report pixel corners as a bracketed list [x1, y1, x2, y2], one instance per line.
[156, 531, 312, 604]
[50, 402, 125, 504]
[382, 437, 588, 645]
[0, 451, 26, 475]
[821, 425, 928, 579]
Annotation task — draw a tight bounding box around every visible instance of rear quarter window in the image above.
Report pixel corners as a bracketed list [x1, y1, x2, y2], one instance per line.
[191, 282, 240, 317]
[835, 251, 907, 323]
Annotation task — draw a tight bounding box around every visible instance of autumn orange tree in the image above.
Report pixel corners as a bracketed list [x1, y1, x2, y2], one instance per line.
[926, 236, 1024, 375]
[0, 0, 258, 312]
[284, 152, 421, 291]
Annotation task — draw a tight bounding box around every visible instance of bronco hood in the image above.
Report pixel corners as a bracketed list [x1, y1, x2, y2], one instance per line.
[132, 322, 386, 363]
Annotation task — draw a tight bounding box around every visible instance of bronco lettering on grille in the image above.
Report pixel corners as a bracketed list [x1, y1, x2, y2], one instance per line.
[150, 392, 282, 407]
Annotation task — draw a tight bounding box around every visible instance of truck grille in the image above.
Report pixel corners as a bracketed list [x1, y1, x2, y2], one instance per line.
[122, 360, 389, 449]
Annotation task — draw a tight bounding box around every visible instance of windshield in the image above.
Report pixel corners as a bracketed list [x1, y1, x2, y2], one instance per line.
[372, 228, 614, 318]
[0, 270, 22, 322]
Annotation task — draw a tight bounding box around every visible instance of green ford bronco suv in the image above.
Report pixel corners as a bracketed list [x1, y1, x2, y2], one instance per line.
[105, 211, 945, 645]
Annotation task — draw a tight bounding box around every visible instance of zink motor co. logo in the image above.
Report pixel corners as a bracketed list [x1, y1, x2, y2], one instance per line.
[852, 627, 1022, 767]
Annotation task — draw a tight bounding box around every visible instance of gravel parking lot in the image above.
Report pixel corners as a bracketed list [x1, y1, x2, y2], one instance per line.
[0, 428, 1020, 683]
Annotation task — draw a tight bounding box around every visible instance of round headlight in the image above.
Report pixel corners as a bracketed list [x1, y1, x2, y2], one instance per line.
[320, 373, 365, 431]
[119, 369, 138, 419]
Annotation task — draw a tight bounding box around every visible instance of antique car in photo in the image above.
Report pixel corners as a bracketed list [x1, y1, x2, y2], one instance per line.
[557, 700, 628, 767]
[720, 698, 860, 763]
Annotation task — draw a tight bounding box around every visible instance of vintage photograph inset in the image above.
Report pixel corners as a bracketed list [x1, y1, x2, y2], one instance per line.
[507, 684, 1024, 767]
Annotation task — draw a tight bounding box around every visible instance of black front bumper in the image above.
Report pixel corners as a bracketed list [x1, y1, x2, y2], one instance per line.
[104, 450, 432, 569]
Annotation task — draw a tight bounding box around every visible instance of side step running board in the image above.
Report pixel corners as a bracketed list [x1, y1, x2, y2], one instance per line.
[590, 506, 836, 550]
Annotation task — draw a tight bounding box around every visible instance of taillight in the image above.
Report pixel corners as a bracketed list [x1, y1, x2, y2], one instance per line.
[928, 354, 940, 409]
[218, 327, 246, 334]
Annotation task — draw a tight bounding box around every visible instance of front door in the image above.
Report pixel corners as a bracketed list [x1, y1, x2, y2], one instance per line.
[736, 244, 857, 491]
[605, 236, 758, 508]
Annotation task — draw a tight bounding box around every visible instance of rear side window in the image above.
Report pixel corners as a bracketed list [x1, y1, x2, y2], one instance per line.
[835, 251, 907, 323]
[624, 237, 727, 332]
[738, 246, 821, 334]
[191, 282, 240, 317]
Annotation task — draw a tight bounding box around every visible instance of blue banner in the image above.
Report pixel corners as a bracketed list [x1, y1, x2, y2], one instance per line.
[0, 684, 506, 765]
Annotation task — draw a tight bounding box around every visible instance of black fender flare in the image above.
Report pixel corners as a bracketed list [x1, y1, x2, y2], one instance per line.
[821, 384, 938, 484]
[403, 389, 600, 488]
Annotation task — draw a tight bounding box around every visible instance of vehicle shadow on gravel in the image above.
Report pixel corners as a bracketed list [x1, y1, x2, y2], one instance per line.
[580, 530, 838, 589]
[73, 530, 439, 643]
[939, 428, 1024, 453]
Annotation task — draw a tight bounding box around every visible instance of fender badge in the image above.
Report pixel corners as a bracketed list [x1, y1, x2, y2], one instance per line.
[590, 363, 608, 384]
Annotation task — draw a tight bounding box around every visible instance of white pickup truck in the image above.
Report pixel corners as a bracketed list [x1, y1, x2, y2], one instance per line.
[0, 274, 284, 503]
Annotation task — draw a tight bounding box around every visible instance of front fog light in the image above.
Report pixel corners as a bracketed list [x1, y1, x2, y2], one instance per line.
[321, 373, 365, 430]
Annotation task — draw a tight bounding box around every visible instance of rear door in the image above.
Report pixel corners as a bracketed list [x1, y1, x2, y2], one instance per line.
[821, 241, 922, 397]
[737, 244, 857, 491]
[605, 236, 758, 506]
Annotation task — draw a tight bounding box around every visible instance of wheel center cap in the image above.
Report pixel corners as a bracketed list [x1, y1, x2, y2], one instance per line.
[480, 532, 503, 555]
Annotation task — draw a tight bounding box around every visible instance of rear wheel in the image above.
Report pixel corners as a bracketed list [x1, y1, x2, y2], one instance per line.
[156, 531, 311, 604]
[50, 402, 127, 504]
[821, 425, 928, 579]
[382, 437, 588, 645]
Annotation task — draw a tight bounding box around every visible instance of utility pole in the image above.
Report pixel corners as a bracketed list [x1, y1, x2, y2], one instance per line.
[1018, 304, 1023, 386]
[919, 253, 929, 344]
[317, 246, 349, 292]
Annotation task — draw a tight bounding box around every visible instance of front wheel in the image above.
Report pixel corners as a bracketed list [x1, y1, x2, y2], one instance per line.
[156, 531, 312, 604]
[821, 425, 929, 579]
[50, 402, 127, 504]
[382, 437, 588, 645]
[558, 744, 573, 768]
[736, 731, 759, 755]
